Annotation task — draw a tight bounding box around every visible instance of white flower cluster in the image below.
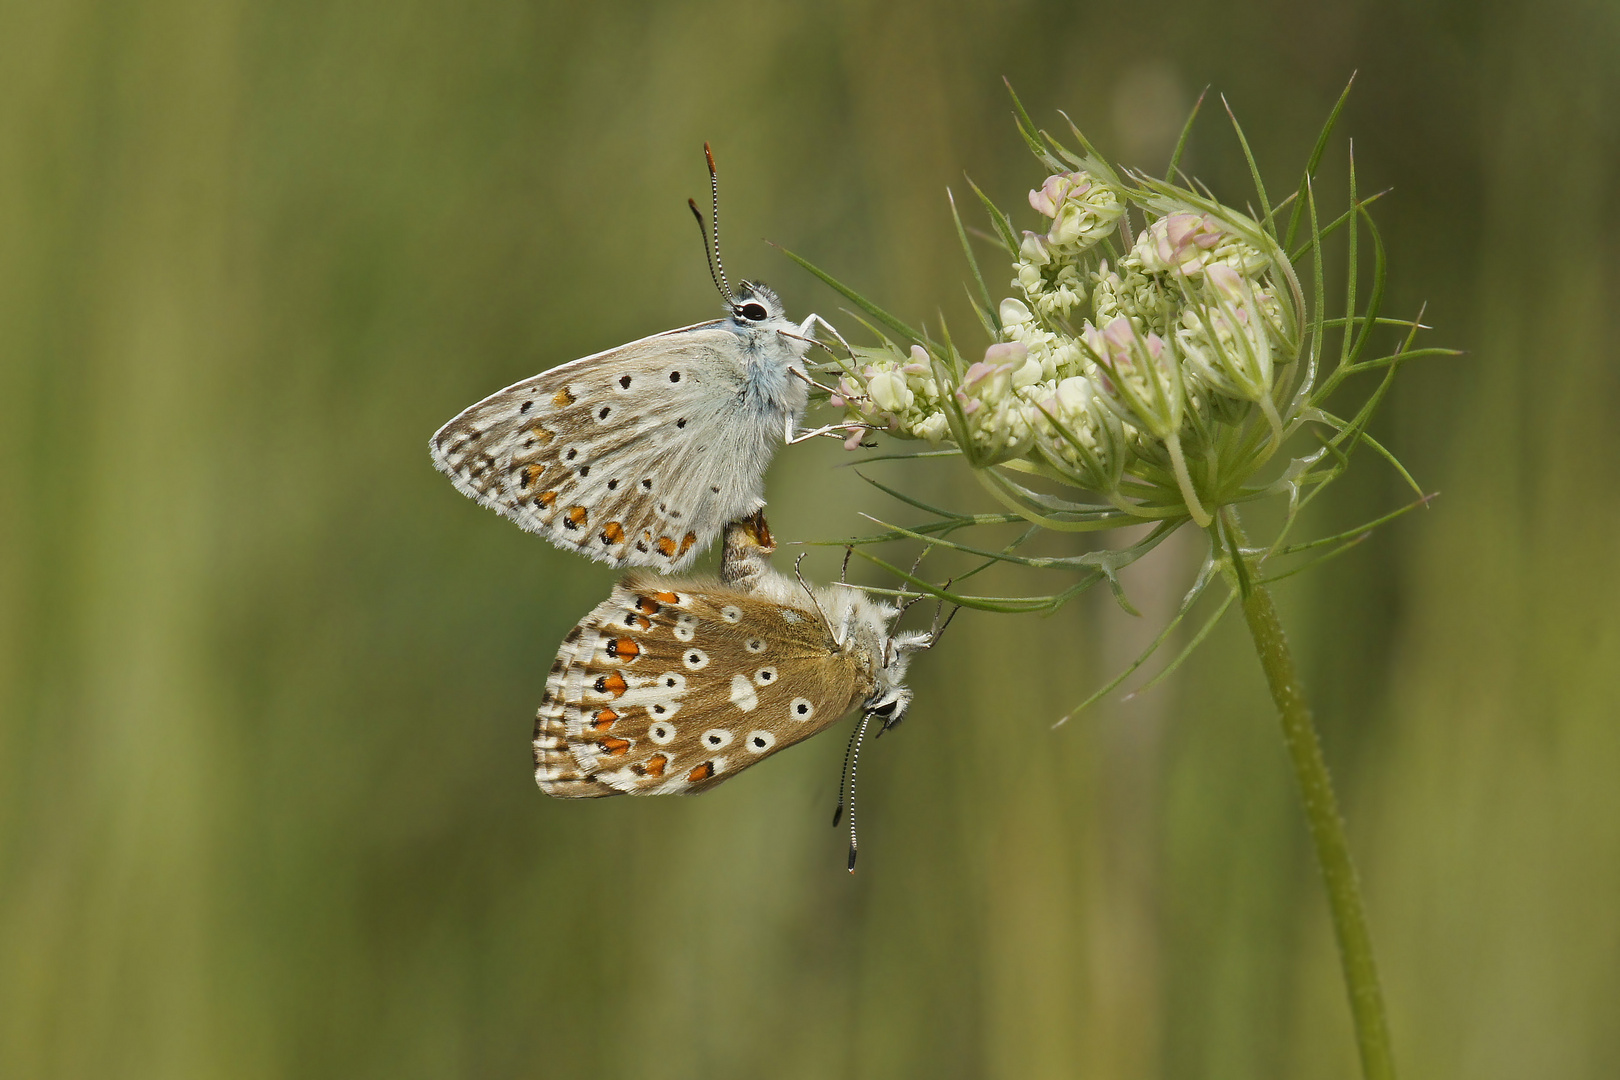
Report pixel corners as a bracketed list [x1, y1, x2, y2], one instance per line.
[834, 345, 953, 445]
[1015, 172, 1124, 320]
[835, 175, 1298, 501]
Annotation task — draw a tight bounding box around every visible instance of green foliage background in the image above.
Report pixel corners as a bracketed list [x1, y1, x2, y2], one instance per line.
[2, 1, 1616, 1077]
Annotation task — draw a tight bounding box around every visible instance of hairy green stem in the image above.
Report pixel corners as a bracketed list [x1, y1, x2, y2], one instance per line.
[1220, 508, 1396, 1080]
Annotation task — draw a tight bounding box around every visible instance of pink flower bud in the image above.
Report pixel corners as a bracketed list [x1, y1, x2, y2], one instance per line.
[983, 341, 1028, 366]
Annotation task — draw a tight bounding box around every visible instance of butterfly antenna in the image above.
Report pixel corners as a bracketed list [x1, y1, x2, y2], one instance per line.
[793, 553, 835, 636]
[831, 713, 865, 827]
[688, 197, 733, 307]
[705, 142, 736, 306]
[845, 708, 877, 872]
[840, 545, 853, 586]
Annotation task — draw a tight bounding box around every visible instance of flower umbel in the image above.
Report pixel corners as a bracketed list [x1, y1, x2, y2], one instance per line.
[830, 128, 1302, 527]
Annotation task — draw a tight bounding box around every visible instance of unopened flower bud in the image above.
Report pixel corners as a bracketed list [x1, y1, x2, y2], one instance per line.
[867, 370, 914, 413]
[1000, 298, 1034, 328]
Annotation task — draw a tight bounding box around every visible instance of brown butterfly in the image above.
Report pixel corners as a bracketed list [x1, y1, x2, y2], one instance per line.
[533, 514, 943, 863]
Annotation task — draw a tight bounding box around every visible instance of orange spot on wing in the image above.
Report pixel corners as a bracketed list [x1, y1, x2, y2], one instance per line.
[679, 531, 697, 555]
[565, 506, 589, 529]
[599, 737, 631, 756]
[519, 464, 543, 489]
[635, 596, 660, 615]
[527, 424, 554, 443]
[656, 536, 677, 557]
[687, 761, 715, 783]
[631, 615, 651, 630]
[652, 591, 680, 605]
[600, 521, 625, 545]
[643, 754, 668, 777]
[593, 672, 627, 697]
[591, 709, 618, 732]
[605, 637, 640, 660]
[553, 388, 575, 407]
[537, 490, 558, 508]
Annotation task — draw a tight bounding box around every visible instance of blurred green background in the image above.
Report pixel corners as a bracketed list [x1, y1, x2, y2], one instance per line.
[3, 0, 1617, 1077]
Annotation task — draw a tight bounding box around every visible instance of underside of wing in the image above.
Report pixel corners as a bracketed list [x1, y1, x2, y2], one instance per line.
[431, 328, 783, 571]
[535, 575, 872, 797]
[534, 620, 620, 797]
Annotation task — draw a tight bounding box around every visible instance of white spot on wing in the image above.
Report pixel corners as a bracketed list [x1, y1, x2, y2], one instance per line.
[753, 666, 778, 687]
[745, 731, 776, 753]
[789, 697, 815, 721]
[648, 722, 676, 745]
[719, 605, 743, 623]
[729, 674, 759, 712]
[700, 729, 733, 749]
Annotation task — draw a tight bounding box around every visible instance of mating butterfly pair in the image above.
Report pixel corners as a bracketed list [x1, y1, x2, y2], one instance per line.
[430, 148, 931, 863]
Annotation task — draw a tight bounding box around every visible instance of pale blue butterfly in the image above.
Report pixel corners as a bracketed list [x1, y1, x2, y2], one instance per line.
[429, 145, 843, 571]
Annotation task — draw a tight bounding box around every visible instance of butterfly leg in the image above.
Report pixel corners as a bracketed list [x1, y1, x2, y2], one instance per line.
[787, 420, 874, 446]
[789, 366, 847, 398]
[798, 312, 855, 362]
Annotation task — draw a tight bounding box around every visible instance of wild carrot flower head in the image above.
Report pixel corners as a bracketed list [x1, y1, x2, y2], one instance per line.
[787, 81, 1441, 627]
[829, 117, 1301, 526]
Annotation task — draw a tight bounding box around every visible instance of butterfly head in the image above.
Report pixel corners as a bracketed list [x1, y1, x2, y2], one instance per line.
[729, 280, 785, 326]
[812, 583, 938, 731]
[867, 626, 937, 729]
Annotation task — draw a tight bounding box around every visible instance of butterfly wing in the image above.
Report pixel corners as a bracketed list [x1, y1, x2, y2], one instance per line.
[533, 619, 621, 798]
[534, 574, 875, 797]
[430, 325, 794, 571]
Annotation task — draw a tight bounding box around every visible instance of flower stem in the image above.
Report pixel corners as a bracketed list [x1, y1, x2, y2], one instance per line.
[1219, 507, 1396, 1080]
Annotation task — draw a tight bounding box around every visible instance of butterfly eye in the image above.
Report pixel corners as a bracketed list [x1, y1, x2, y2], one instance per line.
[738, 302, 769, 322]
[745, 731, 776, 753]
[753, 666, 778, 686]
[873, 699, 899, 716]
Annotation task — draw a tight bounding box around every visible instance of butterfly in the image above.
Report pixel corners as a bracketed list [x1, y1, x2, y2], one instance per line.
[533, 513, 943, 865]
[428, 145, 842, 572]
